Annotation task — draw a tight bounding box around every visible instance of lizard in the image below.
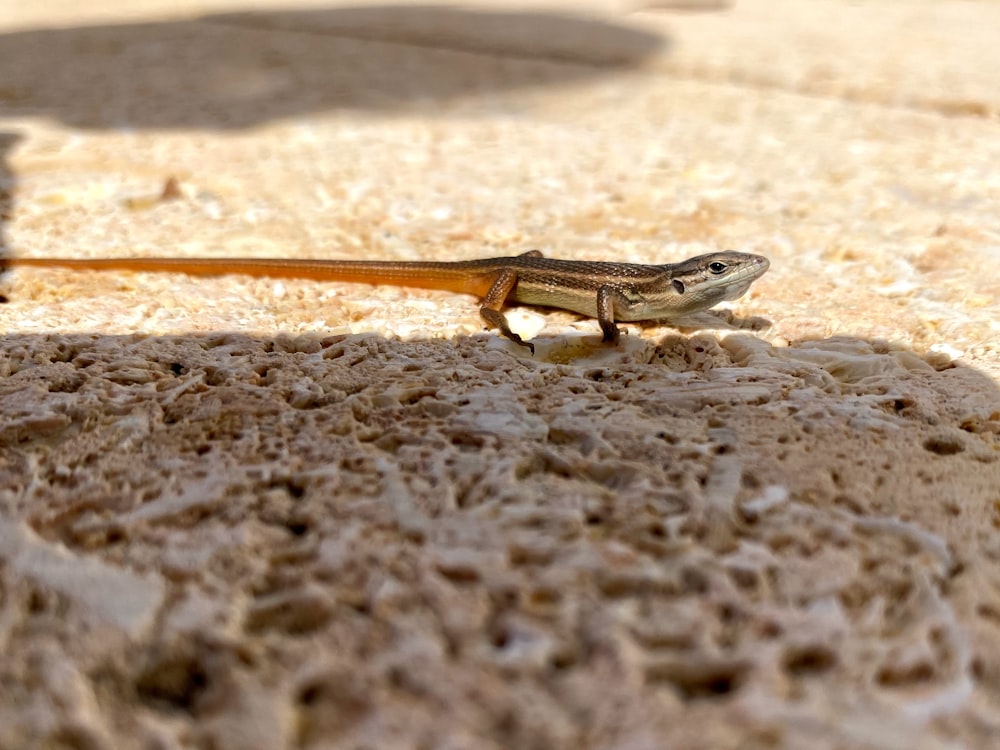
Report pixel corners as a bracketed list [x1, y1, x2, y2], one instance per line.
[1, 250, 770, 353]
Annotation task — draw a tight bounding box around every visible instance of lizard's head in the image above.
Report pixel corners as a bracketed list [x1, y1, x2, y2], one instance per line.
[664, 251, 769, 311]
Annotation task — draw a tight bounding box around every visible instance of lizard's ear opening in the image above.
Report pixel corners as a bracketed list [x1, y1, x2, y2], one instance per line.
[672, 279, 686, 294]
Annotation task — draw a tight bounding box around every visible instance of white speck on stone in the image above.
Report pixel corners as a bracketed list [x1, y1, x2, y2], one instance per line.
[874, 280, 920, 296]
[928, 342, 964, 361]
[742, 485, 790, 516]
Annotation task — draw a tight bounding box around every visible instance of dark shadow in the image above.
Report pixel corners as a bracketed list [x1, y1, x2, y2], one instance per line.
[0, 134, 18, 293]
[643, 309, 774, 335]
[0, 6, 666, 130]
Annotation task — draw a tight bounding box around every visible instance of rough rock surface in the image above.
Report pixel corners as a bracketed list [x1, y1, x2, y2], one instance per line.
[1, 1, 999, 749]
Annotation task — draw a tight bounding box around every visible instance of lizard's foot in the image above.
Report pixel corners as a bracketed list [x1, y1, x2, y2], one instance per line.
[599, 320, 622, 345]
[480, 306, 535, 355]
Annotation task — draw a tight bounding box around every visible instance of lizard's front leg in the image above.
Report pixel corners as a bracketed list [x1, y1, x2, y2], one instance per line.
[479, 268, 534, 353]
[595, 285, 628, 344]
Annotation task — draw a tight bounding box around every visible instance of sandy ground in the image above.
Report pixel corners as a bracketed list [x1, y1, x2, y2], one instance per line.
[1, 1, 1000, 748]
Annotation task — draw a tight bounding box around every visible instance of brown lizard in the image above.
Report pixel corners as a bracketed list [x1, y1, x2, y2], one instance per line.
[2, 250, 770, 352]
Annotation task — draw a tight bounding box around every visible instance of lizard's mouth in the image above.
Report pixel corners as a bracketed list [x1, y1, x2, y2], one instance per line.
[717, 255, 769, 301]
[721, 278, 756, 301]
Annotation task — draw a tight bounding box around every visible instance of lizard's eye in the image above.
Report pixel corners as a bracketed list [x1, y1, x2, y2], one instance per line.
[708, 261, 728, 274]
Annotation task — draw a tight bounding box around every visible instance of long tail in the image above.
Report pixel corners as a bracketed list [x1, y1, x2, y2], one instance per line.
[1, 256, 501, 297]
